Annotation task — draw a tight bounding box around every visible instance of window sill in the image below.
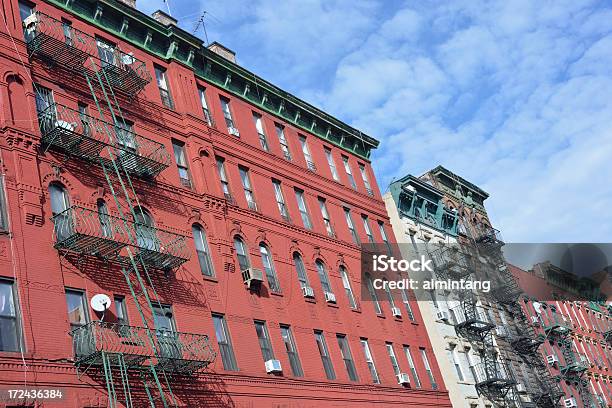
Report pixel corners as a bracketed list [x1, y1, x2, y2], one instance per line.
[202, 275, 218, 283]
[305, 297, 316, 304]
[350, 307, 362, 314]
[410, 321, 419, 326]
[270, 291, 283, 297]
[326, 302, 339, 309]
[376, 313, 386, 319]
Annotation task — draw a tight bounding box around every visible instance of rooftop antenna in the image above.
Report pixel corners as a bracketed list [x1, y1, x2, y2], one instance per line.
[192, 11, 210, 45]
[163, 0, 172, 16]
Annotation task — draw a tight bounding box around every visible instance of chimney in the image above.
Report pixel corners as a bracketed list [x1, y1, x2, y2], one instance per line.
[207, 42, 236, 64]
[117, 0, 136, 8]
[151, 10, 177, 26]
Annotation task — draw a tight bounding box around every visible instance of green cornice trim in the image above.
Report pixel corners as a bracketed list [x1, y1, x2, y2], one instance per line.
[45, 0, 378, 160]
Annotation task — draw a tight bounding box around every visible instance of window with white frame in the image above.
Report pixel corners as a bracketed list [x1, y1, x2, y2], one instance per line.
[359, 163, 373, 195]
[299, 135, 315, 171]
[342, 155, 357, 189]
[324, 147, 339, 181]
[275, 124, 291, 161]
[294, 188, 312, 229]
[360, 339, 380, 383]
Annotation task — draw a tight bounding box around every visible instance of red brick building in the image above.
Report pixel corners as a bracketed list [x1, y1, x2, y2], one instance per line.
[0, 0, 451, 406]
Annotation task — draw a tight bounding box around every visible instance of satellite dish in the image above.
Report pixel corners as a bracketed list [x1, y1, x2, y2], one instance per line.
[90, 294, 112, 312]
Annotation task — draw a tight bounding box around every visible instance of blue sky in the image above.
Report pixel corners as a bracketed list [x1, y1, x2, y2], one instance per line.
[139, 0, 612, 242]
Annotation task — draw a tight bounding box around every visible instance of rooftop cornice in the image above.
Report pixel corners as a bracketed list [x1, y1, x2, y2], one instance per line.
[45, 0, 378, 160]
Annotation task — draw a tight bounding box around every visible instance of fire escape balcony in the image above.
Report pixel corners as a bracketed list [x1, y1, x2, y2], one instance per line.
[471, 361, 516, 397]
[604, 328, 612, 345]
[474, 226, 504, 251]
[561, 353, 589, 376]
[52, 206, 189, 271]
[452, 306, 496, 337]
[24, 12, 151, 97]
[429, 245, 473, 280]
[38, 104, 170, 178]
[544, 319, 573, 337]
[70, 322, 216, 375]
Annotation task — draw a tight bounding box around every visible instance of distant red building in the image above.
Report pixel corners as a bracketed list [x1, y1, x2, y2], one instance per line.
[509, 263, 612, 407]
[0, 0, 451, 406]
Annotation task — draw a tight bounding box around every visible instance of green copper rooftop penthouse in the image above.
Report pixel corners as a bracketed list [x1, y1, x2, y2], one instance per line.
[38, 103, 170, 178]
[425, 166, 489, 214]
[25, 11, 152, 97]
[52, 205, 189, 271]
[71, 321, 217, 375]
[41, 0, 378, 160]
[389, 175, 459, 235]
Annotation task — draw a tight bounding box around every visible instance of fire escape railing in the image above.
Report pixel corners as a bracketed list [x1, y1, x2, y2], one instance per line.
[71, 322, 216, 375]
[52, 205, 190, 270]
[24, 11, 151, 97]
[38, 103, 170, 178]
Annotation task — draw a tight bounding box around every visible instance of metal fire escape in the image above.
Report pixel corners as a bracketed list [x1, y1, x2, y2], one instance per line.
[26, 11, 216, 407]
[543, 309, 592, 408]
[428, 198, 566, 407]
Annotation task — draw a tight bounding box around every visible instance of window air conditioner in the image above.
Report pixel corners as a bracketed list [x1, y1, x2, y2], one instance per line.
[546, 354, 558, 365]
[391, 307, 402, 318]
[302, 286, 315, 298]
[241, 268, 264, 289]
[265, 359, 282, 373]
[397, 373, 411, 385]
[436, 310, 449, 321]
[324, 291, 336, 303]
[228, 127, 240, 137]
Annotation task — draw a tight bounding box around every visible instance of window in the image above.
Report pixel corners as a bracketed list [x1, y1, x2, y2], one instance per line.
[19, 1, 34, 23]
[78, 103, 91, 136]
[359, 164, 373, 195]
[272, 179, 289, 221]
[34, 85, 55, 122]
[337, 334, 358, 381]
[49, 183, 70, 241]
[172, 140, 191, 188]
[212, 314, 238, 371]
[420, 348, 438, 390]
[324, 147, 339, 181]
[339, 266, 356, 309]
[400, 288, 415, 321]
[294, 188, 312, 229]
[61, 19, 73, 46]
[386, 343, 401, 377]
[293, 253, 310, 289]
[318, 197, 334, 238]
[383, 279, 397, 311]
[152, 304, 175, 332]
[193, 225, 214, 277]
[155, 65, 174, 109]
[344, 208, 359, 244]
[198, 86, 212, 125]
[133, 207, 158, 251]
[239, 167, 257, 211]
[315, 260, 333, 295]
[275, 124, 291, 161]
[115, 120, 136, 152]
[97, 199, 112, 238]
[404, 346, 422, 388]
[280, 325, 303, 376]
[362, 215, 374, 243]
[365, 273, 382, 314]
[220, 96, 236, 133]
[0, 177, 8, 231]
[96, 38, 117, 67]
[66, 289, 88, 330]
[449, 348, 464, 381]
[259, 244, 281, 292]
[378, 221, 392, 255]
[342, 156, 357, 189]
[314, 330, 335, 379]
[299, 135, 315, 171]
[360, 339, 380, 383]
[114, 296, 128, 326]
[253, 113, 269, 151]
[233, 236, 250, 271]
[216, 157, 232, 201]
[254, 320, 275, 363]
[0, 280, 20, 352]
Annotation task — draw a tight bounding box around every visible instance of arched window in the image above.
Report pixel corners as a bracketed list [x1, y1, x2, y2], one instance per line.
[339, 266, 356, 309]
[49, 183, 70, 241]
[259, 244, 280, 292]
[133, 207, 158, 250]
[365, 273, 381, 314]
[315, 260, 333, 295]
[97, 199, 112, 238]
[193, 224, 214, 277]
[293, 252, 309, 289]
[233, 236, 250, 271]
